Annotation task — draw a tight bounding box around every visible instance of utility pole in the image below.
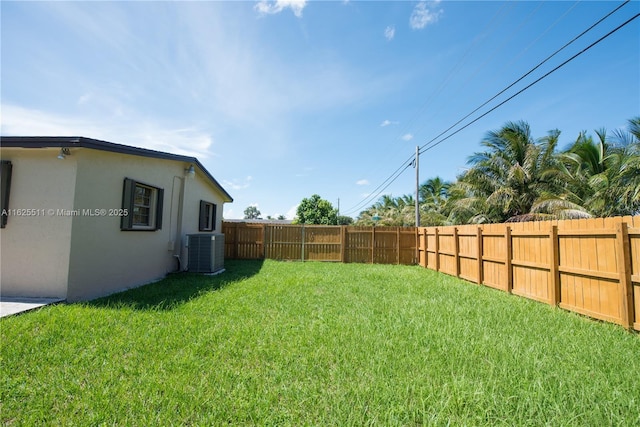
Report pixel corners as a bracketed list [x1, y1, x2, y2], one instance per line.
[415, 145, 420, 227]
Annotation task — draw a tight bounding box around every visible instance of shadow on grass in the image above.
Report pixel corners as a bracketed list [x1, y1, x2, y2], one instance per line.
[87, 259, 264, 311]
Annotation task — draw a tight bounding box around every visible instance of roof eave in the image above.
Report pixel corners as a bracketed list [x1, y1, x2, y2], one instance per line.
[0, 136, 234, 203]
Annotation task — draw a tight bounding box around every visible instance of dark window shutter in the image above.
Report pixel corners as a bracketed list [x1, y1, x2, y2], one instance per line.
[212, 203, 217, 231]
[1, 161, 12, 228]
[121, 178, 135, 230]
[199, 200, 208, 231]
[155, 188, 164, 230]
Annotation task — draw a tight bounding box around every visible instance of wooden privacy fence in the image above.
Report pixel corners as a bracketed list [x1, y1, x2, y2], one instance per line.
[223, 223, 417, 265]
[418, 216, 640, 331]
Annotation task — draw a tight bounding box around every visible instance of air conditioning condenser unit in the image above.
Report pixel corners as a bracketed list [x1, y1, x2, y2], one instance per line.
[187, 234, 225, 273]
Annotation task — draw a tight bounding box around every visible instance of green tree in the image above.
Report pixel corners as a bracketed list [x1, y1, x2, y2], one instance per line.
[294, 194, 338, 225]
[337, 215, 354, 225]
[355, 194, 417, 226]
[536, 119, 640, 217]
[243, 205, 261, 220]
[612, 117, 640, 215]
[420, 177, 450, 210]
[371, 195, 399, 225]
[356, 195, 401, 226]
[453, 121, 559, 223]
[419, 177, 452, 226]
[356, 118, 639, 225]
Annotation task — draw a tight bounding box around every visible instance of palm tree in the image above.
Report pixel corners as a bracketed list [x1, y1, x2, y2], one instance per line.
[532, 130, 602, 219]
[358, 117, 639, 225]
[536, 119, 640, 217]
[397, 194, 417, 226]
[419, 177, 451, 226]
[357, 195, 397, 226]
[611, 117, 640, 215]
[612, 116, 640, 146]
[356, 194, 417, 226]
[453, 121, 559, 222]
[420, 177, 450, 210]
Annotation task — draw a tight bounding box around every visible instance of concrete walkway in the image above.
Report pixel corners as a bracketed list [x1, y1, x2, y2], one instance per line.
[0, 297, 65, 318]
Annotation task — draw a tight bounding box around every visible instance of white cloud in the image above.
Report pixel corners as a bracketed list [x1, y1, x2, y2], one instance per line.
[170, 3, 383, 138]
[222, 176, 253, 191]
[27, 2, 396, 162]
[295, 166, 315, 177]
[255, 0, 307, 18]
[3, 2, 401, 170]
[286, 204, 299, 220]
[356, 179, 370, 186]
[223, 207, 237, 219]
[77, 92, 93, 106]
[0, 104, 215, 159]
[402, 133, 414, 141]
[409, 1, 443, 30]
[384, 26, 395, 41]
[380, 119, 399, 127]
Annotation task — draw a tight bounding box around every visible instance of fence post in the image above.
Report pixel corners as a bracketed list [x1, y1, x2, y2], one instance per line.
[399, 227, 403, 265]
[505, 226, 513, 294]
[371, 226, 375, 264]
[424, 228, 429, 268]
[477, 226, 483, 285]
[232, 223, 238, 259]
[434, 228, 440, 272]
[616, 222, 634, 329]
[301, 224, 306, 262]
[453, 227, 460, 278]
[341, 226, 347, 263]
[550, 225, 560, 306]
[238, 224, 244, 259]
[420, 228, 427, 268]
[416, 228, 421, 267]
[262, 224, 268, 259]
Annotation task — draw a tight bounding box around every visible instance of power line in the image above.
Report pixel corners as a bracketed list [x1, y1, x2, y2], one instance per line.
[342, 158, 413, 216]
[350, 2, 516, 194]
[399, 2, 514, 133]
[341, 5, 513, 216]
[418, 0, 632, 154]
[409, 0, 546, 140]
[420, 10, 639, 156]
[342, 1, 636, 217]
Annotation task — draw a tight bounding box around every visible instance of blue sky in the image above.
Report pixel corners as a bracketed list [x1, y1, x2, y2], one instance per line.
[2, 1, 639, 219]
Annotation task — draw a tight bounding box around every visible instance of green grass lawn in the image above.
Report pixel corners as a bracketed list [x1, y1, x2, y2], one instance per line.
[2, 260, 639, 426]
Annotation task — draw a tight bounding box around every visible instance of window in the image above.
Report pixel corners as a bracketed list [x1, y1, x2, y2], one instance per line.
[1, 161, 12, 228]
[121, 178, 163, 231]
[199, 200, 216, 231]
[133, 184, 153, 226]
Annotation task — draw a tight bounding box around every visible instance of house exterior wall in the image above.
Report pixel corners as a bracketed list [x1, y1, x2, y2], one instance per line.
[0, 148, 76, 298]
[179, 170, 227, 268]
[1, 144, 230, 302]
[65, 148, 228, 301]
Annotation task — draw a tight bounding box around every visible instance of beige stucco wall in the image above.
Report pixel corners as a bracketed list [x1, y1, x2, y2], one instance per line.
[178, 167, 226, 267]
[0, 148, 76, 298]
[1, 145, 230, 302]
[65, 148, 228, 301]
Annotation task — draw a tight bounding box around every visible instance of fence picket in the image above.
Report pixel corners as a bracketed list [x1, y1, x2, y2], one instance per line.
[550, 225, 560, 306]
[616, 222, 634, 329]
[477, 227, 483, 285]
